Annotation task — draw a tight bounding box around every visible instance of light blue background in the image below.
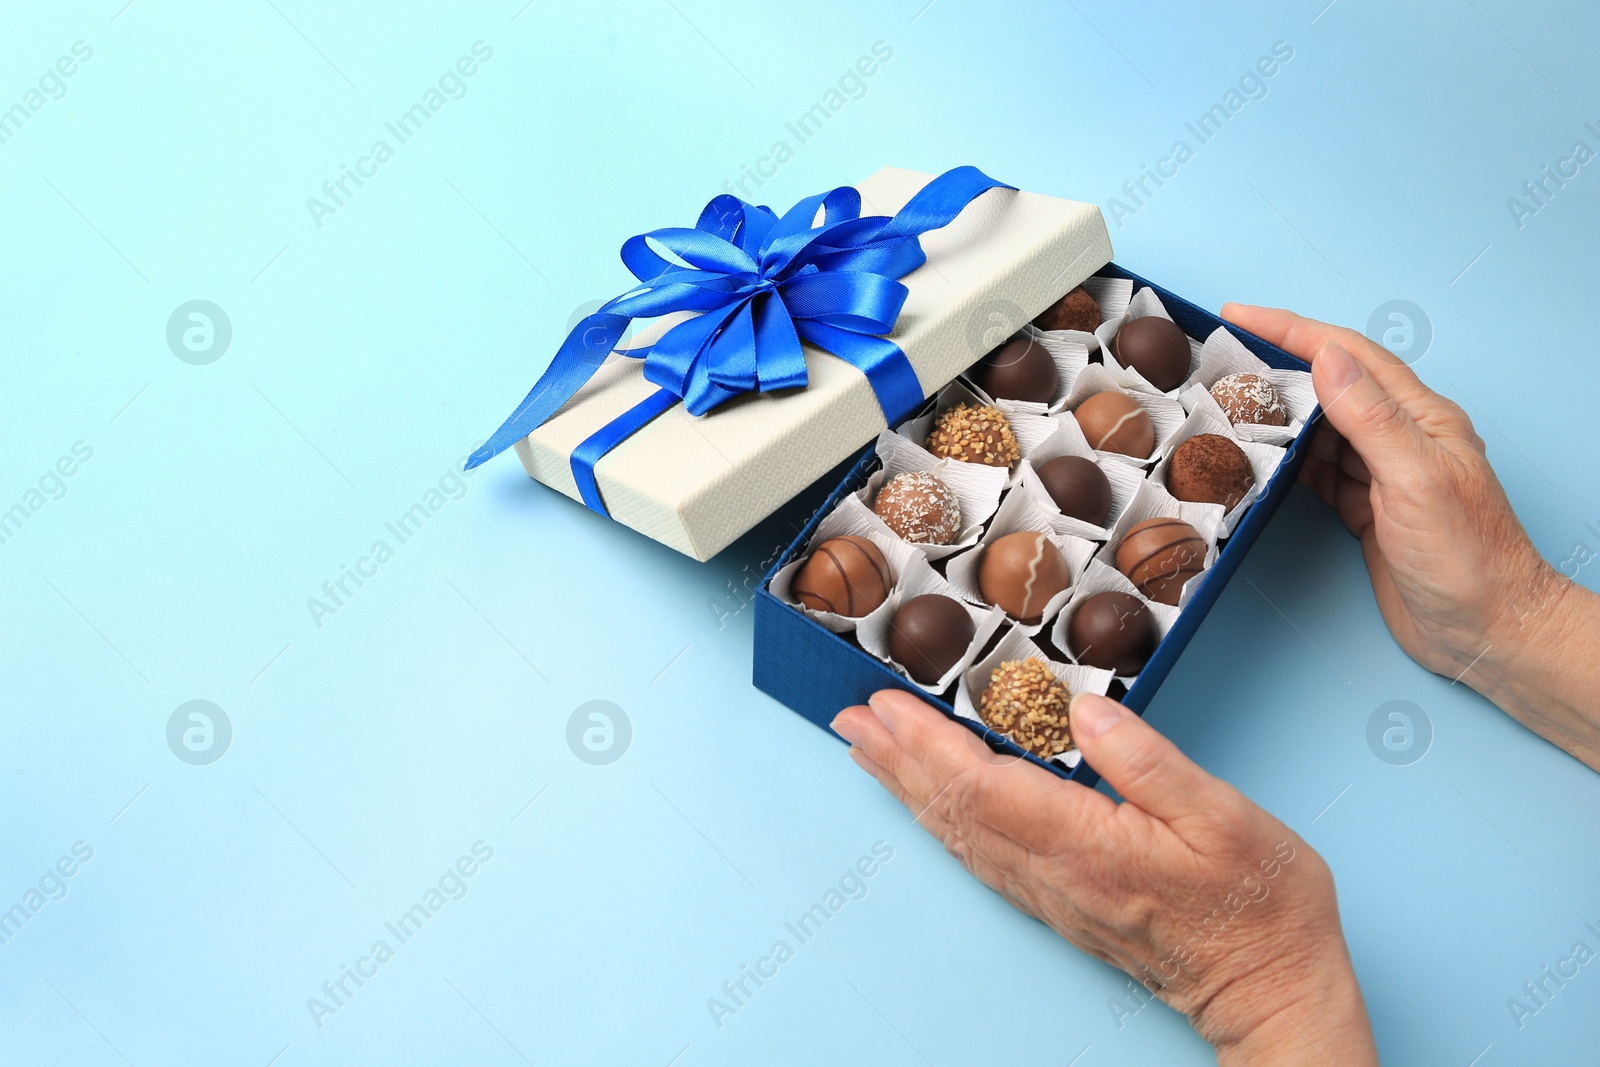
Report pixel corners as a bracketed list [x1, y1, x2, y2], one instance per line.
[3, 1, 1598, 1063]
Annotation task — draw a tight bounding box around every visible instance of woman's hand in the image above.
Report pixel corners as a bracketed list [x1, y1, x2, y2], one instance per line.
[1222, 304, 1600, 769]
[832, 690, 1377, 1066]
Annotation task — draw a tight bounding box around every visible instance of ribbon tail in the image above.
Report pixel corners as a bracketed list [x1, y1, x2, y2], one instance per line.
[795, 319, 925, 426]
[465, 312, 632, 469]
[570, 387, 680, 513]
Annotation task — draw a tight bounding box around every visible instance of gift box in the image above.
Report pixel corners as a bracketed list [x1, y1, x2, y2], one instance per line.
[752, 265, 1315, 786]
[469, 167, 1111, 561]
[470, 164, 1315, 783]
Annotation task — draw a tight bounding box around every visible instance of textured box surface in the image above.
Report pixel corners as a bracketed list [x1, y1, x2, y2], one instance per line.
[514, 167, 1113, 561]
[753, 264, 1317, 787]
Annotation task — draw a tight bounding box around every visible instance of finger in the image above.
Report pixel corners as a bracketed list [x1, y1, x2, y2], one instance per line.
[865, 689, 1114, 851]
[1221, 303, 1432, 408]
[1068, 692, 1224, 825]
[1311, 341, 1434, 486]
[1337, 436, 1373, 486]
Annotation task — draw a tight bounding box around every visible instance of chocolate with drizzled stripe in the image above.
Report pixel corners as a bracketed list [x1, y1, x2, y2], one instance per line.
[1114, 518, 1205, 607]
[792, 536, 894, 617]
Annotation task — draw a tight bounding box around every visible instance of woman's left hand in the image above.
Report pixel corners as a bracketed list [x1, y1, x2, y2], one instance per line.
[831, 690, 1377, 1066]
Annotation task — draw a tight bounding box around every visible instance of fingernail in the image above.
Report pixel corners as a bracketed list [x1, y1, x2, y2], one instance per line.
[1070, 692, 1129, 740]
[866, 690, 900, 734]
[1322, 342, 1362, 389]
[830, 714, 861, 745]
[847, 746, 883, 775]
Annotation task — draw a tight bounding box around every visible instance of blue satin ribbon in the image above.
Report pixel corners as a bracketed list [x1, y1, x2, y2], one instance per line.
[466, 166, 1015, 515]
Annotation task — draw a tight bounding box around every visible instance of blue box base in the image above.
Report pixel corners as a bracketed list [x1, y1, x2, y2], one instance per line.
[753, 263, 1315, 787]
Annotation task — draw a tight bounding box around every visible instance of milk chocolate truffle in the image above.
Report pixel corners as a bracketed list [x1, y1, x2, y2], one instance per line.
[792, 536, 893, 617]
[1075, 391, 1155, 459]
[1112, 316, 1191, 391]
[1115, 518, 1206, 606]
[1033, 285, 1102, 333]
[972, 335, 1058, 404]
[1167, 434, 1255, 511]
[1035, 456, 1112, 526]
[889, 594, 976, 685]
[978, 531, 1071, 623]
[875, 472, 961, 545]
[979, 657, 1074, 758]
[926, 403, 1021, 468]
[1210, 372, 1287, 427]
[1067, 591, 1156, 675]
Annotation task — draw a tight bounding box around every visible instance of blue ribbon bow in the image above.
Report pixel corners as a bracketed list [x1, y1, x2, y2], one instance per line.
[466, 166, 1014, 514]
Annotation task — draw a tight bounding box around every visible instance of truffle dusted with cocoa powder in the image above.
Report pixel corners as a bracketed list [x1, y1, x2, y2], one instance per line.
[979, 657, 1074, 758]
[926, 403, 1021, 469]
[1166, 434, 1255, 511]
[1033, 285, 1102, 333]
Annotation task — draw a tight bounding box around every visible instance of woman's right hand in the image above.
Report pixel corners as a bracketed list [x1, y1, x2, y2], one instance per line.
[1222, 304, 1600, 769]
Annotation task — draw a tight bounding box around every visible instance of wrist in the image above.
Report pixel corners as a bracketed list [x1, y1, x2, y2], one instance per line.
[1194, 939, 1376, 1066]
[1472, 568, 1600, 768]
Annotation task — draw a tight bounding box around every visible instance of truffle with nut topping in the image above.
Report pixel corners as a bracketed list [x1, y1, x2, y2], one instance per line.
[926, 403, 1021, 469]
[979, 657, 1074, 758]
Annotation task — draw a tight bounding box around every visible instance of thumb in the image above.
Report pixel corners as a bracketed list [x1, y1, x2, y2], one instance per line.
[1070, 692, 1221, 823]
[1312, 340, 1432, 480]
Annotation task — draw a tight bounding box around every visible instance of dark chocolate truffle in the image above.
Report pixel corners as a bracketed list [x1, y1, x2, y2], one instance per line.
[1115, 518, 1205, 606]
[926, 403, 1021, 468]
[1035, 456, 1112, 526]
[978, 531, 1071, 623]
[792, 536, 893, 616]
[875, 472, 961, 544]
[1033, 286, 1102, 333]
[1112, 316, 1191, 392]
[1075, 391, 1155, 459]
[979, 657, 1074, 758]
[1210, 373, 1287, 427]
[971, 335, 1058, 403]
[889, 594, 976, 685]
[1068, 591, 1156, 675]
[1167, 434, 1255, 511]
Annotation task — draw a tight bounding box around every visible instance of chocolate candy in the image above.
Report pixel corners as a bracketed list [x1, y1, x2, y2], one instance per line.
[926, 403, 1021, 468]
[889, 594, 976, 684]
[978, 657, 1073, 758]
[1035, 456, 1112, 526]
[1210, 372, 1287, 427]
[1067, 591, 1156, 675]
[1115, 518, 1205, 606]
[792, 536, 893, 616]
[1033, 285, 1102, 333]
[1075, 391, 1155, 459]
[1112, 316, 1190, 391]
[1167, 434, 1255, 511]
[971, 335, 1058, 404]
[978, 531, 1071, 623]
[875, 471, 961, 544]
